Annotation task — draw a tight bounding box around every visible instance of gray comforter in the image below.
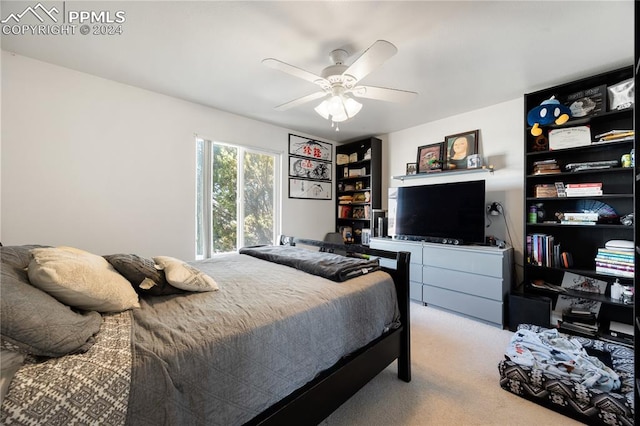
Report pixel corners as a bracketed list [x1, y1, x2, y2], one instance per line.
[126, 252, 400, 425]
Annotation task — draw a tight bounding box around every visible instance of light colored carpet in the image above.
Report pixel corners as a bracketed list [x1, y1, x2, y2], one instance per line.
[321, 301, 583, 425]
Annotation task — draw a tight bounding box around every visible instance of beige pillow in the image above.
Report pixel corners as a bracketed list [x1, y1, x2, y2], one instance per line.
[28, 246, 140, 312]
[152, 256, 219, 292]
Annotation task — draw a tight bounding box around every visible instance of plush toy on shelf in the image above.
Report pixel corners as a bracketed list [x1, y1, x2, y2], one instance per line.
[526, 96, 572, 136]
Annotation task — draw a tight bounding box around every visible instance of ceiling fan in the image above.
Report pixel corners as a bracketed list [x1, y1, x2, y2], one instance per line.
[262, 40, 417, 130]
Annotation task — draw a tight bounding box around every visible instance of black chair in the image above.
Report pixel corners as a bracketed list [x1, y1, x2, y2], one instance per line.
[321, 232, 347, 256]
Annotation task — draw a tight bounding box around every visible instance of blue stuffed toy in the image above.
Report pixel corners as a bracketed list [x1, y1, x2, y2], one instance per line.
[527, 96, 572, 136]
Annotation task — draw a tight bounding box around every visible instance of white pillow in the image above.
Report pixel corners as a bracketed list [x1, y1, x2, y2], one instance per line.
[152, 256, 219, 292]
[28, 246, 140, 312]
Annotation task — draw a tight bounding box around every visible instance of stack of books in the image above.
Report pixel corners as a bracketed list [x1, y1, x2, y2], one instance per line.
[595, 247, 634, 278]
[532, 159, 560, 175]
[338, 195, 353, 204]
[560, 308, 599, 336]
[560, 212, 599, 225]
[534, 184, 558, 198]
[564, 182, 602, 197]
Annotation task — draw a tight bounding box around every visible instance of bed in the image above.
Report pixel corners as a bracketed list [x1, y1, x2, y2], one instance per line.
[0, 236, 410, 425]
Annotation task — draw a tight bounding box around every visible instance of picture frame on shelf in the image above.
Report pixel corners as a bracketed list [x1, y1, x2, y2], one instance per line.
[467, 154, 482, 169]
[444, 129, 479, 170]
[288, 134, 332, 161]
[416, 142, 444, 173]
[406, 162, 417, 175]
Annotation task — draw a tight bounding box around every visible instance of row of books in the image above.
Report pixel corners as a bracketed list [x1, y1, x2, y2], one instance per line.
[338, 205, 371, 220]
[527, 233, 561, 267]
[594, 247, 635, 278]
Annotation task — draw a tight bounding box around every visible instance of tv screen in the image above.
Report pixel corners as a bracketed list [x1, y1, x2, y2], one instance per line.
[395, 180, 486, 244]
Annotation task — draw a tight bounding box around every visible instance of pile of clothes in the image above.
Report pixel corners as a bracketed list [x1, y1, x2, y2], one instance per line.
[505, 327, 620, 392]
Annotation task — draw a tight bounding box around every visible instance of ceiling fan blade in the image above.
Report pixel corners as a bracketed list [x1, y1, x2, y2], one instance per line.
[342, 40, 398, 82]
[350, 85, 418, 103]
[274, 91, 327, 111]
[262, 58, 329, 89]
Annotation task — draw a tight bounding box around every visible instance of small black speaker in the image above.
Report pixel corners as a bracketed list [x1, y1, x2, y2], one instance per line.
[508, 293, 552, 332]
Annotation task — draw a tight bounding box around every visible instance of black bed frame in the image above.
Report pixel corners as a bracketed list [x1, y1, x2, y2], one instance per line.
[247, 236, 411, 425]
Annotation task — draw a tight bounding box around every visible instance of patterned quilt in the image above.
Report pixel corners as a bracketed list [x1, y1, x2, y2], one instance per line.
[1, 313, 131, 425]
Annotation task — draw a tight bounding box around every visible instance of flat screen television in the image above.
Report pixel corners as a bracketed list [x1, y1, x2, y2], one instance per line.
[394, 180, 486, 244]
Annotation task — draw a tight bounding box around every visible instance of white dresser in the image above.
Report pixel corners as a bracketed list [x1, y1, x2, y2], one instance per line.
[370, 238, 513, 327]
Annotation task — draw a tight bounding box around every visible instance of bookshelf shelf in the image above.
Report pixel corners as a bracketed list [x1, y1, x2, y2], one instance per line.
[520, 66, 635, 346]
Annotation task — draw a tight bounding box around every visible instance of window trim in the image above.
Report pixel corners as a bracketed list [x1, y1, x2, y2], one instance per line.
[196, 137, 281, 258]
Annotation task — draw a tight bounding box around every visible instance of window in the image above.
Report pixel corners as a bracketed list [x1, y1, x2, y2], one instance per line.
[196, 138, 280, 258]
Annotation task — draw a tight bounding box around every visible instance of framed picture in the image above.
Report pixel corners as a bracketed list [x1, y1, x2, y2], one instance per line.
[406, 162, 417, 175]
[444, 130, 479, 170]
[289, 178, 331, 200]
[288, 134, 332, 161]
[467, 154, 482, 169]
[416, 142, 444, 173]
[289, 156, 331, 180]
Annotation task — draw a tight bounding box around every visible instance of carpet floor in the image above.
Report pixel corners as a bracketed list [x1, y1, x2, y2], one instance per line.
[321, 301, 584, 425]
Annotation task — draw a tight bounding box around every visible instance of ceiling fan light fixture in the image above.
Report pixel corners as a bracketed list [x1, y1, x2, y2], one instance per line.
[314, 100, 330, 120]
[315, 94, 362, 124]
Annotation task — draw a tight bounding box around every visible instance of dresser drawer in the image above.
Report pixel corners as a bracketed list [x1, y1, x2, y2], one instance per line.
[423, 285, 503, 325]
[422, 266, 505, 301]
[423, 245, 504, 277]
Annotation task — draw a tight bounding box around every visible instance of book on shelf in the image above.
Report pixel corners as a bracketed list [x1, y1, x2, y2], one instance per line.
[338, 205, 352, 219]
[563, 309, 597, 325]
[533, 184, 558, 198]
[594, 259, 634, 269]
[565, 183, 602, 189]
[558, 321, 598, 337]
[560, 220, 596, 225]
[599, 247, 634, 255]
[562, 212, 599, 221]
[564, 183, 603, 196]
[595, 266, 634, 278]
[594, 253, 634, 265]
[532, 160, 560, 175]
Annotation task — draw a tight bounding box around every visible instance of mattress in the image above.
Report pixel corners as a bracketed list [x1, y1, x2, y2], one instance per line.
[2, 251, 400, 425]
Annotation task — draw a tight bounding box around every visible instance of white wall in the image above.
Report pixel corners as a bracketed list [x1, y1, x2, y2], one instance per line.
[1, 52, 335, 259]
[380, 100, 525, 283]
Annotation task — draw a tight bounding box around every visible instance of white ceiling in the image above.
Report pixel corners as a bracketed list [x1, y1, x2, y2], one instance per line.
[1, 1, 635, 142]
